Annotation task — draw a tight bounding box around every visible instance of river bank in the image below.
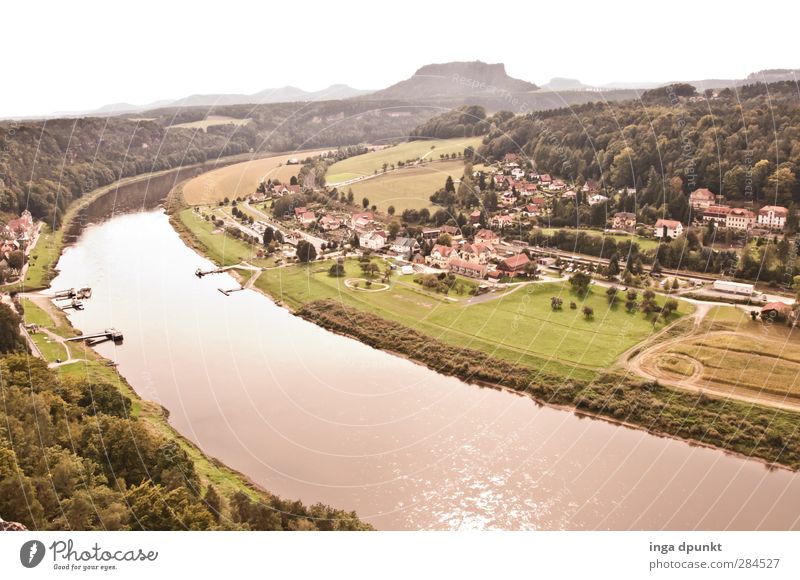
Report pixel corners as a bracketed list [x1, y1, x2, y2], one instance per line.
[8, 163, 373, 530]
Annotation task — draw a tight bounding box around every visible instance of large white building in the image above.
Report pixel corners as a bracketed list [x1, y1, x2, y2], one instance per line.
[654, 219, 683, 239]
[758, 206, 788, 230]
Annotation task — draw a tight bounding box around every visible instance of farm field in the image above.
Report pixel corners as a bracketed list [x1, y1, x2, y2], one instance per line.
[536, 227, 661, 251]
[325, 137, 482, 184]
[255, 258, 689, 378]
[168, 115, 251, 131]
[347, 160, 466, 213]
[182, 149, 332, 204]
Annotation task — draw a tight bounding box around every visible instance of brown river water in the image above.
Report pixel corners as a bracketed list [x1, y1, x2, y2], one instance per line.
[50, 208, 800, 530]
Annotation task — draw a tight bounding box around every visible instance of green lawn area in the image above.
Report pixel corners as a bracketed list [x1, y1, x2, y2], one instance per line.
[178, 208, 259, 266]
[256, 258, 691, 377]
[21, 297, 53, 328]
[537, 227, 661, 251]
[326, 137, 482, 184]
[348, 160, 466, 213]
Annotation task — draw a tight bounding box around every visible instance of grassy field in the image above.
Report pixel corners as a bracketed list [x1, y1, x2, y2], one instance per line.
[325, 137, 483, 184]
[347, 160, 467, 213]
[664, 305, 800, 400]
[182, 149, 332, 205]
[537, 227, 661, 251]
[255, 258, 689, 377]
[176, 208, 262, 266]
[168, 115, 251, 131]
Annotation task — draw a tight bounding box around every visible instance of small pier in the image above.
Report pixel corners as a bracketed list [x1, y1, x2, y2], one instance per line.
[53, 287, 92, 300]
[64, 328, 124, 345]
[195, 267, 232, 278]
[218, 287, 245, 296]
[59, 299, 85, 311]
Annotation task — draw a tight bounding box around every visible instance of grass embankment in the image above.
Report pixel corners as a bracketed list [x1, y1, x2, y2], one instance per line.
[255, 258, 689, 380]
[18, 291, 369, 529]
[536, 227, 661, 251]
[325, 137, 482, 184]
[175, 207, 258, 267]
[347, 160, 467, 213]
[299, 299, 800, 470]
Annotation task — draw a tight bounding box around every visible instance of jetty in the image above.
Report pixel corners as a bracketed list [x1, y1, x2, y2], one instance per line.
[64, 328, 124, 344]
[53, 287, 92, 300]
[195, 267, 232, 278]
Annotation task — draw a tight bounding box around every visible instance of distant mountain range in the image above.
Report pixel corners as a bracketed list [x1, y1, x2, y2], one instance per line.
[55, 84, 374, 117]
[30, 64, 800, 120]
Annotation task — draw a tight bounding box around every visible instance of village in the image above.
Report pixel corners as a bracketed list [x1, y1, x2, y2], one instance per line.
[193, 148, 798, 325]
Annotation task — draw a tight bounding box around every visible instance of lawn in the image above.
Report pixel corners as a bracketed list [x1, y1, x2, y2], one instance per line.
[177, 208, 259, 266]
[347, 160, 467, 213]
[325, 137, 482, 184]
[168, 115, 251, 131]
[536, 227, 661, 252]
[182, 149, 332, 205]
[256, 258, 689, 375]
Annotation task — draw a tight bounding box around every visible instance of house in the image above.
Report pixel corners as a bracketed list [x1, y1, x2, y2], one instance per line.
[439, 225, 463, 240]
[581, 179, 601, 193]
[351, 211, 375, 231]
[271, 184, 289, 196]
[549, 179, 566, 191]
[421, 227, 442, 240]
[503, 153, 520, 164]
[474, 228, 500, 244]
[286, 184, 302, 194]
[250, 190, 267, 202]
[389, 237, 420, 259]
[499, 253, 531, 274]
[428, 244, 456, 268]
[703, 205, 732, 224]
[459, 243, 492, 264]
[611, 212, 637, 231]
[358, 230, 387, 250]
[519, 183, 538, 197]
[761, 301, 793, 321]
[690, 188, 716, 210]
[319, 215, 342, 231]
[758, 206, 789, 230]
[469, 210, 482, 225]
[587, 193, 608, 206]
[538, 174, 552, 186]
[3, 210, 34, 243]
[490, 214, 514, 229]
[298, 211, 316, 227]
[561, 190, 577, 200]
[654, 219, 683, 239]
[294, 207, 308, 220]
[725, 207, 755, 230]
[510, 167, 525, 180]
[448, 258, 487, 279]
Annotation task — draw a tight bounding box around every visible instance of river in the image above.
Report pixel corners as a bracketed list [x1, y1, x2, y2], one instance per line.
[50, 208, 800, 530]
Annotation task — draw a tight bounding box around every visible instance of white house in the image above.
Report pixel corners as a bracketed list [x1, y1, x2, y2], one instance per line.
[428, 244, 456, 268]
[758, 205, 788, 230]
[389, 237, 420, 259]
[359, 230, 387, 250]
[725, 207, 755, 230]
[654, 219, 683, 239]
[588, 193, 608, 206]
[689, 188, 716, 209]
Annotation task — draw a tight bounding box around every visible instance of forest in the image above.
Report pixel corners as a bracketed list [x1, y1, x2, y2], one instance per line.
[0, 99, 436, 228]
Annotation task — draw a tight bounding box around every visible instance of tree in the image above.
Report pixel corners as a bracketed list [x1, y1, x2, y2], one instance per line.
[387, 205, 395, 216]
[204, 485, 222, 522]
[362, 197, 369, 209]
[0, 303, 27, 354]
[445, 176, 455, 193]
[262, 226, 274, 246]
[766, 167, 797, 203]
[328, 261, 346, 277]
[435, 233, 452, 247]
[650, 258, 662, 276]
[289, 175, 298, 186]
[7, 250, 24, 271]
[388, 221, 401, 239]
[582, 305, 594, 319]
[569, 271, 591, 294]
[550, 296, 563, 310]
[606, 285, 619, 303]
[606, 253, 620, 279]
[296, 240, 317, 262]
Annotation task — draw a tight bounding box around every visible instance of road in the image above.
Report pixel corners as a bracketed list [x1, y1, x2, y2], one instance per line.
[241, 201, 328, 251]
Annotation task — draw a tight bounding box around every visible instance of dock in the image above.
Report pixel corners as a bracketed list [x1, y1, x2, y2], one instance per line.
[195, 267, 232, 278]
[53, 287, 92, 300]
[218, 287, 245, 296]
[64, 328, 124, 345]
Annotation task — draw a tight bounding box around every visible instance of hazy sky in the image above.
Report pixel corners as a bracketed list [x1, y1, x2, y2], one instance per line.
[2, 0, 797, 117]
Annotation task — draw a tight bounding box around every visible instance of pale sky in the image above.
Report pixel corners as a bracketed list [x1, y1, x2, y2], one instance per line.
[2, 0, 797, 118]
